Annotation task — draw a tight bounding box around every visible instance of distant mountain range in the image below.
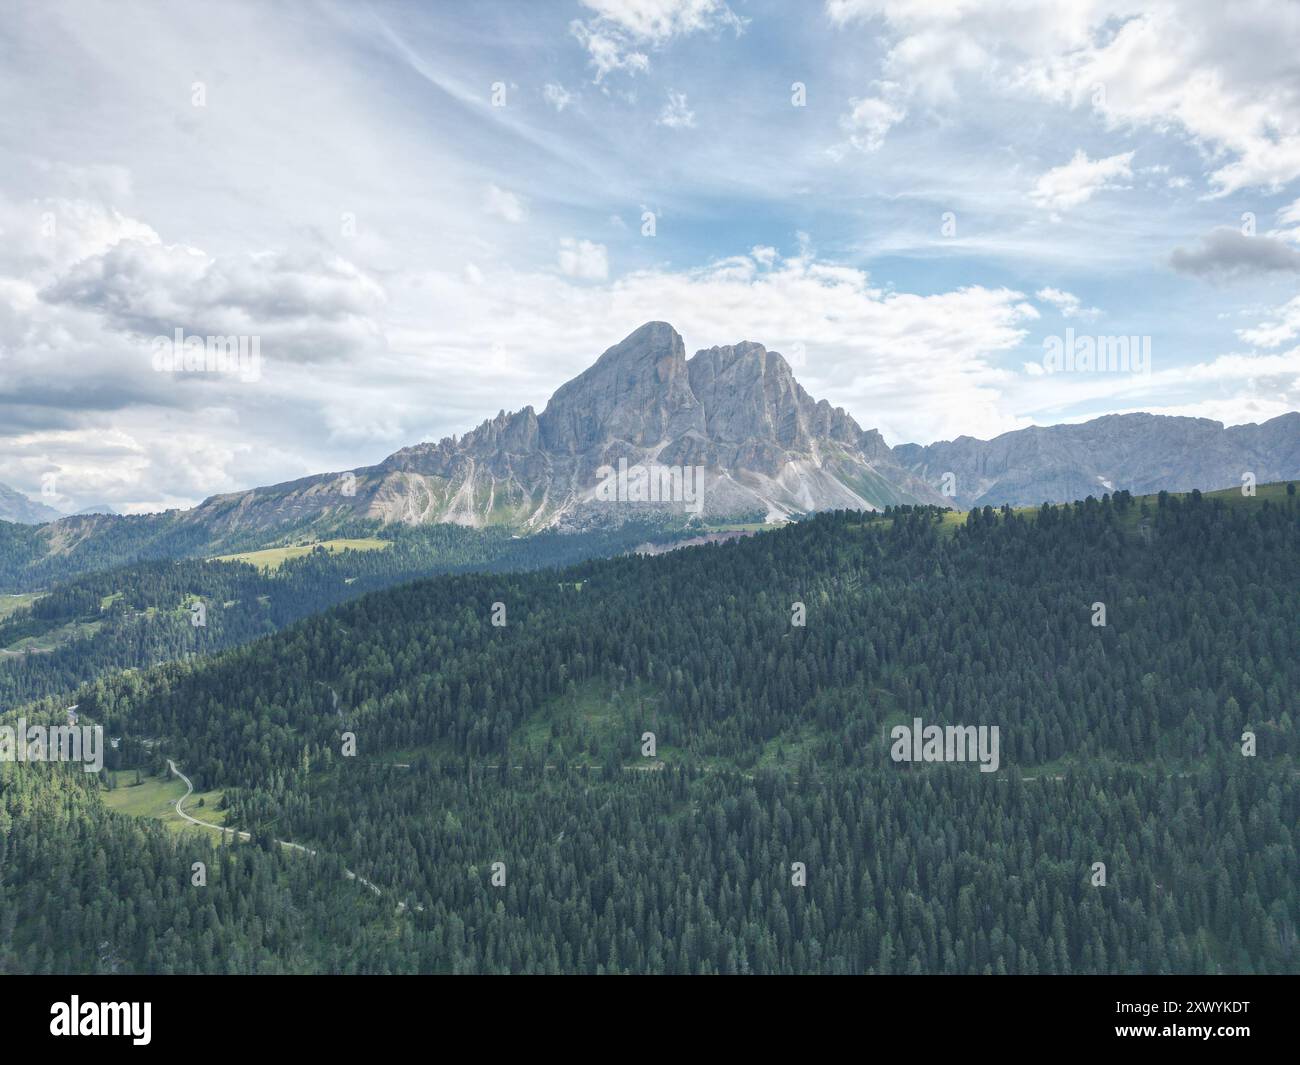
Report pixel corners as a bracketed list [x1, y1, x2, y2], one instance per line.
[896, 411, 1300, 509]
[0, 488, 118, 525]
[5, 322, 1298, 538]
[0, 482, 62, 524]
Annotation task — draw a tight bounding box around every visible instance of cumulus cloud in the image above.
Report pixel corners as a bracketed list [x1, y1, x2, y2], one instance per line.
[1030, 150, 1133, 212]
[828, 1, 1300, 194]
[557, 238, 610, 280]
[484, 184, 526, 223]
[839, 93, 906, 152]
[5, 2, 1298, 512]
[39, 240, 386, 361]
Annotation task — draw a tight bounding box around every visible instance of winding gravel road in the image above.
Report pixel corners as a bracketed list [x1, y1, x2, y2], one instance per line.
[167, 759, 381, 896]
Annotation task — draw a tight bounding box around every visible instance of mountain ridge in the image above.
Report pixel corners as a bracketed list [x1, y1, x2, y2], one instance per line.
[0, 482, 63, 525]
[10, 322, 1300, 539]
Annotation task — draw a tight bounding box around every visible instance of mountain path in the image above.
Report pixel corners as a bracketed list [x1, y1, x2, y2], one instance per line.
[167, 759, 382, 896]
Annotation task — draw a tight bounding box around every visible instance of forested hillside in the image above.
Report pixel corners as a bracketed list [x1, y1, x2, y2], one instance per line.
[3, 489, 1296, 973]
[0, 520, 682, 709]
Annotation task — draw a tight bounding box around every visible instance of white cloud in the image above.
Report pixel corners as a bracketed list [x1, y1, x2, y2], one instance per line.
[828, 1, 1300, 195]
[580, 0, 745, 41]
[1030, 150, 1133, 212]
[484, 184, 526, 223]
[1237, 296, 1300, 349]
[39, 239, 385, 358]
[1273, 197, 1300, 244]
[378, 248, 1045, 446]
[557, 238, 609, 280]
[4, 2, 1297, 512]
[543, 83, 574, 111]
[569, 21, 649, 81]
[1023, 6, 1300, 196]
[839, 93, 906, 152]
[657, 91, 696, 129]
[1035, 287, 1099, 320]
[570, 0, 745, 82]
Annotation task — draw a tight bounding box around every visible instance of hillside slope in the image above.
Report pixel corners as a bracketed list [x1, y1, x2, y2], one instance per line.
[12, 487, 1291, 973]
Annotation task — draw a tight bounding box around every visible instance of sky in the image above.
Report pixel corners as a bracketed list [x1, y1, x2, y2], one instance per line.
[1, 0, 1299, 514]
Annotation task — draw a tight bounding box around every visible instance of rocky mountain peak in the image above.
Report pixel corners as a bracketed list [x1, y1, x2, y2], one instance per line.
[165, 322, 1298, 538]
[687, 341, 861, 451]
[539, 322, 701, 453]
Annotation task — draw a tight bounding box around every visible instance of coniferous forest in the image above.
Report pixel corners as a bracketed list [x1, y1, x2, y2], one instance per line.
[2, 489, 1296, 974]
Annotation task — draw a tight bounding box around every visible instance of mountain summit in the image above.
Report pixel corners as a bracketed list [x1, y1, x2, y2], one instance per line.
[113, 322, 1299, 539]
[188, 322, 929, 536]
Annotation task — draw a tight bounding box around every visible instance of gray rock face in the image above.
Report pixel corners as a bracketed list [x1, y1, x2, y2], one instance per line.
[683, 342, 862, 466]
[173, 322, 922, 535]
[0, 482, 61, 524]
[540, 321, 703, 454]
[893, 411, 1300, 507]
[121, 322, 1298, 539]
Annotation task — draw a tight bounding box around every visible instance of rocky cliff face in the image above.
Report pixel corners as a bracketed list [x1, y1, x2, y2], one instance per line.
[177, 322, 929, 536]
[146, 322, 1299, 538]
[893, 412, 1300, 507]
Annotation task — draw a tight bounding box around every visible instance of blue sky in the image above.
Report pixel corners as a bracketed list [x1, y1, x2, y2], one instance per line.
[1, 0, 1299, 512]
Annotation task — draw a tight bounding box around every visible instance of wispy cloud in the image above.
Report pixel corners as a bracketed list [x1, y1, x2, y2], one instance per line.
[1030, 150, 1134, 213]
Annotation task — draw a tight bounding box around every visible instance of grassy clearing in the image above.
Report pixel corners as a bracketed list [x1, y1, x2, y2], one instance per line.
[102, 770, 228, 838]
[212, 537, 391, 571]
[0, 592, 41, 619]
[755, 724, 820, 769]
[2, 618, 103, 653]
[513, 678, 664, 765]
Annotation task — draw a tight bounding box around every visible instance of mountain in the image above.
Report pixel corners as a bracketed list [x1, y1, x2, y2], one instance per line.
[893, 411, 1300, 508]
[173, 322, 933, 537]
[180, 323, 1297, 534]
[0, 482, 62, 524]
[11, 323, 1300, 552]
